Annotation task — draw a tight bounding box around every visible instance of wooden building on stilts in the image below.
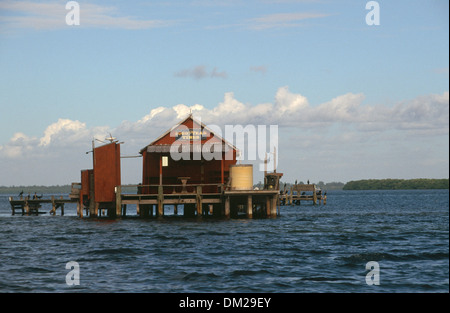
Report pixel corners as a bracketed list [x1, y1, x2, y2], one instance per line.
[73, 114, 282, 218]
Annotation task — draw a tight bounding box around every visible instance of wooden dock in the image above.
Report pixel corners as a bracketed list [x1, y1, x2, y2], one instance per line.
[69, 179, 280, 219]
[8, 183, 81, 215]
[89, 184, 281, 219]
[8, 182, 325, 217]
[8, 195, 79, 216]
[279, 183, 327, 206]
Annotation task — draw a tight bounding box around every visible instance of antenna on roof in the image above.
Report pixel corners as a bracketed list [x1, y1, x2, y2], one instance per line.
[105, 133, 117, 143]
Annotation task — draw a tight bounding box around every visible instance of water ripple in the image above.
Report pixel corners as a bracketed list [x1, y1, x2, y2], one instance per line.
[0, 190, 448, 292]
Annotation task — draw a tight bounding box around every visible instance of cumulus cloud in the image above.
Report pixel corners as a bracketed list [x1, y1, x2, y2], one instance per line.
[0, 118, 111, 159]
[0, 132, 37, 158]
[39, 119, 86, 146]
[112, 87, 449, 140]
[0, 87, 448, 185]
[1, 88, 448, 161]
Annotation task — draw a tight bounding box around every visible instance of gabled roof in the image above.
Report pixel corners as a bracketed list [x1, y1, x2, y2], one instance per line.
[139, 114, 238, 154]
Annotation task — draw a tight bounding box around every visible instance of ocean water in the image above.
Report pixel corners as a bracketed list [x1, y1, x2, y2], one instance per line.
[0, 190, 448, 293]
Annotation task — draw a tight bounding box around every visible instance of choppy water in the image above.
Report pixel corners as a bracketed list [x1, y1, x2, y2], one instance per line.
[0, 190, 448, 293]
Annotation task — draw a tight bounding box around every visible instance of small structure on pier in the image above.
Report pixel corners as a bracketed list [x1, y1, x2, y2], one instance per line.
[77, 139, 122, 217]
[279, 183, 326, 205]
[8, 183, 80, 215]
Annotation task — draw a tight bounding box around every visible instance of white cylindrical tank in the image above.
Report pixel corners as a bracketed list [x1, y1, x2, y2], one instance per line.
[230, 164, 253, 190]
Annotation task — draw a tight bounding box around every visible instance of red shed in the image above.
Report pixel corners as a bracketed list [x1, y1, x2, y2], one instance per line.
[139, 114, 237, 194]
[93, 142, 121, 203]
[78, 141, 121, 217]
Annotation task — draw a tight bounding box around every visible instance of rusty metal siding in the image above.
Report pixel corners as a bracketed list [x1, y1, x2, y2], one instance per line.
[94, 142, 121, 202]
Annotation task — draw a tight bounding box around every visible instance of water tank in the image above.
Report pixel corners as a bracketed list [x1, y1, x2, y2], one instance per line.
[230, 164, 253, 190]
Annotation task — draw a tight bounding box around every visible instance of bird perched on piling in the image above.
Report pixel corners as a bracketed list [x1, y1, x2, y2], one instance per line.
[18, 190, 23, 197]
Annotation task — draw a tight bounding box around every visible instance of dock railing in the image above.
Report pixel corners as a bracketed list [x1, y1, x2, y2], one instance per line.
[115, 183, 225, 217]
[114, 182, 280, 218]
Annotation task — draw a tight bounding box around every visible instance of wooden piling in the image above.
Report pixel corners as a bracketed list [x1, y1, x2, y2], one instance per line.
[89, 172, 96, 217]
[50, 196, 56, 215]
[266, 196, 271, 217]
[24, 197, 30, 215]
[247, 195, 253, 219]
[271, 195, 277, 217]
[196, 186, 202, 216]
[9, 197, 14, 216]
[115, 186, 122, 217]
[60, 196, 64, 216]
[313, 185, 317, 205]
[157, 185, 164, 216]
[94, 202, 99, 217]
[224, 196, 230, 218]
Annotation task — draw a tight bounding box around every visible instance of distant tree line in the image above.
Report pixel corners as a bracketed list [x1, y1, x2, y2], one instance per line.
[2, 179, 446, 194]
[254, 181, 345, 190]
[0, 185, 72, 195]
[343, 179, 449, 190]
[0, 184, 139, 195]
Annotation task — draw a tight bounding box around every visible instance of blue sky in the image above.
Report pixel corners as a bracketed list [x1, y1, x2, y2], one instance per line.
[0, 0, 448, 186]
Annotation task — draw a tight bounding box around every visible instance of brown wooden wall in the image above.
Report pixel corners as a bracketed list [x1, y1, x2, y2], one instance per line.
[94, 142, 121, 202]
[80, 169, 92, 203]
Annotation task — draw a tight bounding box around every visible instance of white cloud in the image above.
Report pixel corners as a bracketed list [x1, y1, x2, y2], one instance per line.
[0, 0, 174, 31]
[0, 88, 448, 185]
[39, 118, 86, 146]
[1, 88, 448, 170]
[274, 85, 309, 116]
[117, 87, 449, 133]
[0, 132, 37, 158]
[391, 92, 449, 131]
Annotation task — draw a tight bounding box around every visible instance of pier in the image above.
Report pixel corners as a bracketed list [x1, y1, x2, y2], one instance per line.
[8, 195, 78, 215]
[8, 183, 81, 215]
[279, 183, 327, 206]
[71, 114, 285, 219]
[75, 181, 280, 219]
[7, 114, 330, 219]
